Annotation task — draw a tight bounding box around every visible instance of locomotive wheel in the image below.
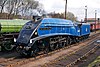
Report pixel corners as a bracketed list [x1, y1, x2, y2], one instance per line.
[73, 37, 77, 43]
[3, 41, 13, 51]
[50, 43, 55, 51]
[85, 35, 89, 38]
[71, 38, 75, 44]
[18, 49, 37, 57]
[65, 38, 69, 46]
[59, 42, 66, 48]
[86, 35, 89, 38]
[30, 44, 39, 57]
[58, 42, 63, 48]
[62, 42, 66, 48]
[44, 46, 49, 54]
[76, 37, 79, 43]
[39, 40, 50, 54]
[29, 50, 37, 57]
[67, 36, 72, 45]
[16, 46, 22, 53]
[82, 36, 85, 40]
[16, 46, 28, 56]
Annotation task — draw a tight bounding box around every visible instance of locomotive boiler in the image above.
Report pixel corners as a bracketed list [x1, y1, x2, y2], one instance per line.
[0, 19, 28, 51]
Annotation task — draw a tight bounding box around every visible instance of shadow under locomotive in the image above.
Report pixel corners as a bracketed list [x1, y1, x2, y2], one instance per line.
[15, 18, 90, 56]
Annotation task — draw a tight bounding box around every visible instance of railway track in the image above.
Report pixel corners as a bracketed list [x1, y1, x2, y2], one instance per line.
[0, 52, 20, 67]
[42, 39, 100, 67]
[0, 32, 99, 67]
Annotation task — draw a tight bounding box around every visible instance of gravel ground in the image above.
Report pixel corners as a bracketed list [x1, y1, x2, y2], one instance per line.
[20, 43, 87, 67]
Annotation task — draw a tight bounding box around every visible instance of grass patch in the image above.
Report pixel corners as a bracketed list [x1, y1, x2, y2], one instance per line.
[88, 56, 100, 67]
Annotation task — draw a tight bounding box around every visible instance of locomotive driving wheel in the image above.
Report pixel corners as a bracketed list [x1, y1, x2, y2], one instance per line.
[29, 43, 39, 57]
[62, 42, 66, 48]
[58, 42, 63, 48]
[67, 36, 72, 45]
[75, 37, 79, 42]
[50, 43, 55, 51]
[29, 49, 38, 57]
[44, 45, 49, 54]
[3, 40, 13, 51]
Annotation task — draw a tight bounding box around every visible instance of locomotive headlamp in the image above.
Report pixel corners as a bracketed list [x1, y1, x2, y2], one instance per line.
[35, 32, 37, 35]
[14, 38, 16, 42]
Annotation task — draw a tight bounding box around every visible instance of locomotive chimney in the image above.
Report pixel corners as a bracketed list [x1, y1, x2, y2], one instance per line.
[32, 16, 36, 22]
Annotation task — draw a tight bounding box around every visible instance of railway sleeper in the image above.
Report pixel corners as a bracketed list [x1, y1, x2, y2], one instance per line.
[76, 47, 98, 64]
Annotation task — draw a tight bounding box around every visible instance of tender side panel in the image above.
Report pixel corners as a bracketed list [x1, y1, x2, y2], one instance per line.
[81, 23, 90, 35]
[0, 19, 28, 33]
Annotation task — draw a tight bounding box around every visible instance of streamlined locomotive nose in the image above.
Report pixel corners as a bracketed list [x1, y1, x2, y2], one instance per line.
[16, 30, 33, 45]
[16, 20, 42, 46]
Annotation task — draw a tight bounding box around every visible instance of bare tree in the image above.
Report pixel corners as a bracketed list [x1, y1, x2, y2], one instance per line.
[13, 0, 23, 15]
[22, 0, 39, 16]
[0, 0, 8, 13]
[6, 0, 24, 15]
[6, 0, 14, 18]
[0, 0, 43, 19]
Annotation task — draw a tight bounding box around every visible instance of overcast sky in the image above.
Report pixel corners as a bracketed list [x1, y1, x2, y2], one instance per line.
[36, 0, 100, 20]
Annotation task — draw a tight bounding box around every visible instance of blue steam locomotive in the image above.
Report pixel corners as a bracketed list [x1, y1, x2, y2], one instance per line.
[15, 18, 90, 56]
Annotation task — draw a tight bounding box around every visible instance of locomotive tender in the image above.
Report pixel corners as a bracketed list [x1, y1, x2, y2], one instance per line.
[15, 18, 90, 56]
[0, 19, 28, 33]
[0, 19, 28, 51]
